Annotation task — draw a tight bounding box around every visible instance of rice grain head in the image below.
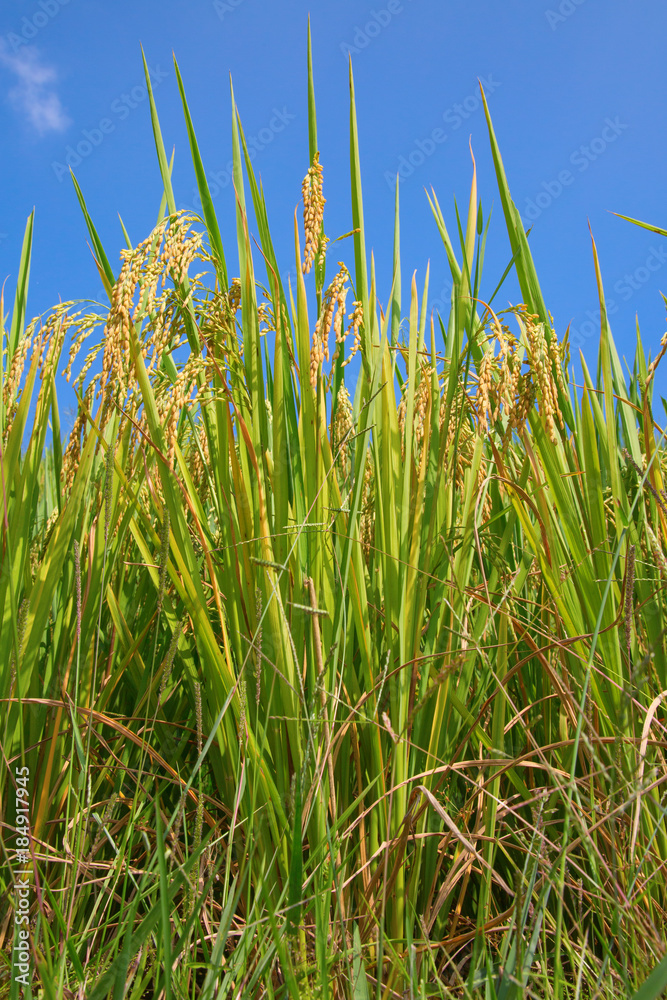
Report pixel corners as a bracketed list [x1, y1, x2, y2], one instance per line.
[342, 300, 363, 367]
[188, 421, 211, 502]
[310, 265, 348, 386]
[476, 348, 495, 435]
[302, 151, 326, 274]
[521, 309, 564, 444]
[61, 383, 95, 496]
[227, 277, 242, 314]
[414, 364, 433, 464]
[333, 385, 354, 482]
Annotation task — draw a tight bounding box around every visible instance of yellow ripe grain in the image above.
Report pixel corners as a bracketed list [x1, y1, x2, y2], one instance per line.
[333, 385, 354, 481]
[310, 266, 347, 386]
[413, 364, 434, 466]
[521, 311, 564, 444]
[342, 300, 363, 367]
[302, 152, 326, 274]
[476, 350, 495, 434]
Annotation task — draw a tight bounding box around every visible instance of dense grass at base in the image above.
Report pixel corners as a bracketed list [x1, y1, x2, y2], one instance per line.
[2, 32, 667, 1000]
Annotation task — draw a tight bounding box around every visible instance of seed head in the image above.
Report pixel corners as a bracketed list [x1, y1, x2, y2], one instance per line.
[302, 152, 326, 274]
[526, 313, 564, 443]
[310, 266, 348, 386]
[476, 349, 495, 434]
[228, 277, 242, 315]
[414, 365, 433, 463]
[188, 422, 211, 502]
[333, 385, 354, 481]
[342, 301, 363, 367]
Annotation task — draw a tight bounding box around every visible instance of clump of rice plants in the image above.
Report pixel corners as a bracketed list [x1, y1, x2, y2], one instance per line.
[2, 28, 667, 1000]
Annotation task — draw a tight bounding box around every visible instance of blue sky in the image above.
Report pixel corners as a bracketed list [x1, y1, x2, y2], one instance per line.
[1, 0, 667, 435]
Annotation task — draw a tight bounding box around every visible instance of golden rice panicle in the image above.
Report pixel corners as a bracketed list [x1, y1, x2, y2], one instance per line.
[146, 215, 202, 368]
[309, 328, 325, 388]
[310, 266, 347, 386]
[439, 386, 492, 514]
[330, 286, 350, 364]
[414, 364, 433, 464]
[160, 355, 204, 468]
[227, 277, 242, 314]
[476, 345, 495, 435]
[189, 420, 211, 502]
[100, 230, 155, 400]
[161, 213, 203, 286]
[437, 360, 458, 433]
[451, 421, 474, 496]
[37, 304, 77, 386]
[476, 314, 531, 448]
[493, 317, 513, 391]
[62, 310, 105, 385]
[99, 214, 202, 404]
[302, 151, 326, 274]
[333, 385, 354, 481]
[398, 378, 408, 460]
[505, 373, 536, 449]
[2, 322, 34, 438]
[61, 383, 95, 496]
[342, 300, 363, 367]
[143, 292, 177, 374]
[498, 333, 521, 420]
[548, 323, 569, 398]
[521, 308, 564, 444]
[257, 297, 275, 333]
[397, 364, 438, 467]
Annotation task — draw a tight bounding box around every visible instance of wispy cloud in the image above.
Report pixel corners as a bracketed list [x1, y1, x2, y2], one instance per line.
[0, 41, 69, 134]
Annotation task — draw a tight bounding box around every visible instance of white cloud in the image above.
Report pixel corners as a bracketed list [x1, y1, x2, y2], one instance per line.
[0, 41, 69, 134]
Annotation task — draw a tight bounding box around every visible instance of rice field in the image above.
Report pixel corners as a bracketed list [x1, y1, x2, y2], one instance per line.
[2, 32, 667, 999]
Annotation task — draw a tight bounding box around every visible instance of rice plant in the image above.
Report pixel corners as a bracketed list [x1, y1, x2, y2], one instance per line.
[2, 26, 667, 1000]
